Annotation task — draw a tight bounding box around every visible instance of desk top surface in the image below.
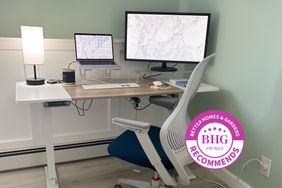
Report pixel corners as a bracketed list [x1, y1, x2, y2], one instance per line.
[16, 82, 71, 103]
[16, 79, 219, 103]
[64, 80, 183, 100]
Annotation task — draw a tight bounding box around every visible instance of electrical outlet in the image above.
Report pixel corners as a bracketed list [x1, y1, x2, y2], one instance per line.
[260, 156, 272, 177]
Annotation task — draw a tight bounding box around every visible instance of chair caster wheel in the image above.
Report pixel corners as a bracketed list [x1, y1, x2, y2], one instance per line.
[114, 184, 123, 188]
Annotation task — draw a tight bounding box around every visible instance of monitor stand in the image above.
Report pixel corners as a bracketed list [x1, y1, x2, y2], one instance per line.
[150, 62, 177, 72]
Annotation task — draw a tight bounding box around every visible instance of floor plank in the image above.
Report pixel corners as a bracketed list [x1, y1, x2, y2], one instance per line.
[0, 157, 229, 188]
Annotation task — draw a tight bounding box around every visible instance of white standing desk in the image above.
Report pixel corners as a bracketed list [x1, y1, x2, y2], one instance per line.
[15, 80, 219, 188]
[16, 82, 71, 188]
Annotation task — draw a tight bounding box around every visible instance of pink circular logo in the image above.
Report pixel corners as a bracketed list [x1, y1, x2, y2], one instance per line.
[185, 110, 244, 169]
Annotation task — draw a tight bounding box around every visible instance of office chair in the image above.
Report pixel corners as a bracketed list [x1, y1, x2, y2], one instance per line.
[108, 53, 216, 187]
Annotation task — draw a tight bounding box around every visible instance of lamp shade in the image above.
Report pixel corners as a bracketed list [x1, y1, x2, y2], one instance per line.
[21, 26, 44, 65]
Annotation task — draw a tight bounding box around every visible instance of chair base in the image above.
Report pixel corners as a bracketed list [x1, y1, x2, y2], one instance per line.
[116, 179, 150, 188]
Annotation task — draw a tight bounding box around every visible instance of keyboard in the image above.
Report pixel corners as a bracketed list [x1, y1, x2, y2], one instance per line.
[82, 83, 140, 90]
[80, 60, 115, 65]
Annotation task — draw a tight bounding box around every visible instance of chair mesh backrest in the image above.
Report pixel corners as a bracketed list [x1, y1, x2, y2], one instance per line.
[160, 54, 215, 184]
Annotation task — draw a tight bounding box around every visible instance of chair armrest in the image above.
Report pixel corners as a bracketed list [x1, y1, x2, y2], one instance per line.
[112, 117, 150, 132]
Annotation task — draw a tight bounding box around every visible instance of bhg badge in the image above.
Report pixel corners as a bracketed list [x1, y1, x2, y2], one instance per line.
[185, 110, 244, 169]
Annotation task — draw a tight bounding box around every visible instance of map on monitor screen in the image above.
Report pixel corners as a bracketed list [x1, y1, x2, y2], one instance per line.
[75, 35, 113, 60]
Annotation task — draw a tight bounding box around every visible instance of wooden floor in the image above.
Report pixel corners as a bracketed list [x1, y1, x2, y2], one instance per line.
[0, 157, 229, 188]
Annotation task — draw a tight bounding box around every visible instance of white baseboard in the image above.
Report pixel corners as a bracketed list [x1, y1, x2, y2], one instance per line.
[0, 144, 109, 172]
[211, 169, 252, 188]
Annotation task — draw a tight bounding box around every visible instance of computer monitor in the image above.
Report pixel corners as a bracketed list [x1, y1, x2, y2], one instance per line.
[125, 11, 210, 72]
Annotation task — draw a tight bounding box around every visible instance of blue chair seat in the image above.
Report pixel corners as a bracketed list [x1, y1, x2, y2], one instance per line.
[108, 126, 173, 170]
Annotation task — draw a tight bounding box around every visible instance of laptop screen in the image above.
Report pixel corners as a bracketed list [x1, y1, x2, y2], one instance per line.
[74, 33, 114, 60]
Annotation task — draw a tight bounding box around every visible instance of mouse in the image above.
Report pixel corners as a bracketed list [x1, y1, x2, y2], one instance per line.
[152, 81, 163, 86]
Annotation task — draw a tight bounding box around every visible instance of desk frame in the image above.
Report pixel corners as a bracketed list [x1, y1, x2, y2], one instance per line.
[16, 80, 219, 188]
[42, 107, 58, 188]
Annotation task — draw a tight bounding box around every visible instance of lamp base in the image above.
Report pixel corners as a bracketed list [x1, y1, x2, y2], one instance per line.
[26, 78, 45, 85]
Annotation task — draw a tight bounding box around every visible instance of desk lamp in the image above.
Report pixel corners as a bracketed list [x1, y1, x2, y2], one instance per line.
[21, 26, 45, 85]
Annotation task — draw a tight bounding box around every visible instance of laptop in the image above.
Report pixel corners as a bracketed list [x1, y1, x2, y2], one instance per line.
[74, 33, 119, 69]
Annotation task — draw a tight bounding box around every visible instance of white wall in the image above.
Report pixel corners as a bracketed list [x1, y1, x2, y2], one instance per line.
[0, 38, 171, 170]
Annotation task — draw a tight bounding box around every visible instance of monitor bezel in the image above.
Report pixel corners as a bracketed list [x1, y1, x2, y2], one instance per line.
[74, 33, 115, 61]
[124, 11, 211, 64]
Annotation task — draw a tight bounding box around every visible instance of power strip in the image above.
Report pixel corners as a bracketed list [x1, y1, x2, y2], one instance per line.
[43, 101, 71, 108]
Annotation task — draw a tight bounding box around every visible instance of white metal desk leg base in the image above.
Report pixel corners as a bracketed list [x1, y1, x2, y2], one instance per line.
[42, 106, 59, 188]
[45, 167, 59, 188]
[117, 179, 151, 188]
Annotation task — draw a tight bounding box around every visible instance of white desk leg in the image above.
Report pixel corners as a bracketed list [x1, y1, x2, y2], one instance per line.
[42, 106, 59, 188]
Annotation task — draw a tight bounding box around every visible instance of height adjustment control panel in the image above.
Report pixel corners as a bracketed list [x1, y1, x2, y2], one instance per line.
[43, 101, 71, 108]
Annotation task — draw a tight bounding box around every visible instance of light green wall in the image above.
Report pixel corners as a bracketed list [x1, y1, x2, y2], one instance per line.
[0, 0, 179, 38]
[181, 0, 282, 187]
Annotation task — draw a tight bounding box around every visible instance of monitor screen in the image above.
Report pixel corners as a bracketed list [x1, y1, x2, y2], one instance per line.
[125, 12, 210, 64]
[74, 34, 114, 60]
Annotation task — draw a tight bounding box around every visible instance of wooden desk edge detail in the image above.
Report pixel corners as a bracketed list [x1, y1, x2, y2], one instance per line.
[64, 84, 183, 100]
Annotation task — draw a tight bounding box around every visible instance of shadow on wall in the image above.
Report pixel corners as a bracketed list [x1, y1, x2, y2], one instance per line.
[206, 11, 220, 55]
[188, 89, 232, 118]
[261, 69, 282, 136]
